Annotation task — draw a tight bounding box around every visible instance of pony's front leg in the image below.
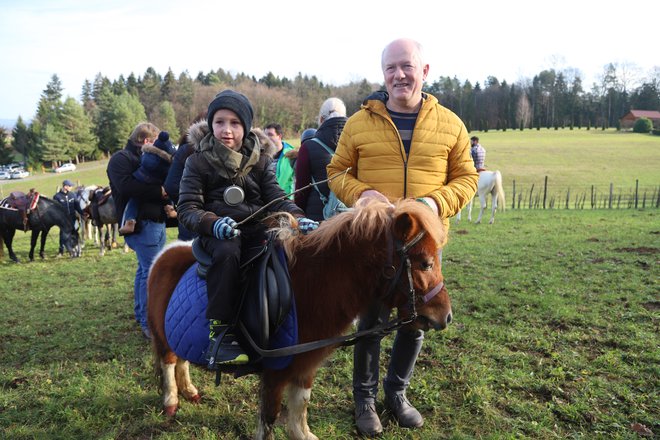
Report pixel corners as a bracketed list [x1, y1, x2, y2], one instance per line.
[256, 373, 287, 440]
[466, 198, 473, 222]
[285, 379, 318, 440]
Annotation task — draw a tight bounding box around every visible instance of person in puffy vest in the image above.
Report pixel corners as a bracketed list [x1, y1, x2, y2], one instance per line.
[327, 38, 478, 437]
[119, 131, 177, 235]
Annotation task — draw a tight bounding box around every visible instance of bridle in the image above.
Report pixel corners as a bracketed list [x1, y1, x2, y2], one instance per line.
[239, 226, 445, 358]
[381, 229, 445, 325]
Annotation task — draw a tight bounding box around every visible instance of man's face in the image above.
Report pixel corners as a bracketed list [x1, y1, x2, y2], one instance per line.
[264, 128, 283, 151]
[382, 40, 429, 112]
[211, 109, 245, 151]
[63, 185, 72, 193]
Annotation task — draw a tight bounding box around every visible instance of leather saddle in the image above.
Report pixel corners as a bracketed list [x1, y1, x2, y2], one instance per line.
[1, 190, 39, 231]
[191, 232, 294, 361]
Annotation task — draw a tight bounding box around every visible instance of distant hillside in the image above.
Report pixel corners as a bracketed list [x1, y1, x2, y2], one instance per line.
[0, 119, 17, 130]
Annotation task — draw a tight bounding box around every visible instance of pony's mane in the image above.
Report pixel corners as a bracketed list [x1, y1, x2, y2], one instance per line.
[271, 198, 446, 264]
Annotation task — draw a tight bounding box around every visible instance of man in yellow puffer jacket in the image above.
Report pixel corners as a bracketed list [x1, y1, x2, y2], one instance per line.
[327, 37, 478, 437]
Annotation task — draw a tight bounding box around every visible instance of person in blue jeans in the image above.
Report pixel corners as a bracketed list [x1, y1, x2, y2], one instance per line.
[107, 122, 168, 340]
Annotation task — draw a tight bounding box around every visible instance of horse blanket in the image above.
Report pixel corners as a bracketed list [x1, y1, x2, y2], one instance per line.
[164, 262, 298, 369]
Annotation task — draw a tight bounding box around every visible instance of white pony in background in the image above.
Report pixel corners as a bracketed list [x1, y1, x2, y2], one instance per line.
[456, 170, 506, 224]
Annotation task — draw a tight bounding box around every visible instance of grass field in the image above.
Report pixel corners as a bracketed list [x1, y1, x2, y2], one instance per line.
[0, 208, 658, 439]
[470, 128, 659, 197]
[0, 129, 658, 439]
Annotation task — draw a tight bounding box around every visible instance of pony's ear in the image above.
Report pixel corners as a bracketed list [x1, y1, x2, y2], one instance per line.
[392, 212, 420, 243]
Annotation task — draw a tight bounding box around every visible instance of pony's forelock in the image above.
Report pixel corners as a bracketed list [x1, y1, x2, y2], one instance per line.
[392, 199, 447, 248]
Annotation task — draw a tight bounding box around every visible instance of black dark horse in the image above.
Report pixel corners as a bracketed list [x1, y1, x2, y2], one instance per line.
[0, 192, 80, 262]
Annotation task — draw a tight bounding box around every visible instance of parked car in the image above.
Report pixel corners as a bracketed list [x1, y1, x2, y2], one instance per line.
[0, 170, 11, 179]
[10, 169, 30, 179]
[55, 163, 76, 173]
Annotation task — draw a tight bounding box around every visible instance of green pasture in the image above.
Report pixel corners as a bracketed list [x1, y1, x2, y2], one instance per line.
[1, 208, 658, 439]
[469, 128, 659, 195]
[1, 128, 658, 203]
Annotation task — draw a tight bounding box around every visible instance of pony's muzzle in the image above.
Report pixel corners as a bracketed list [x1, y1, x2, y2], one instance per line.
[417, 308, 452, 331]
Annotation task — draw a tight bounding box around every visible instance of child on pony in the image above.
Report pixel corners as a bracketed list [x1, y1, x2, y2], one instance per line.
[177, 90, 319, 368]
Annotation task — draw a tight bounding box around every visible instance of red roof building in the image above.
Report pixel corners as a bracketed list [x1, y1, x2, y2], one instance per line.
[620, 109, 660, 129]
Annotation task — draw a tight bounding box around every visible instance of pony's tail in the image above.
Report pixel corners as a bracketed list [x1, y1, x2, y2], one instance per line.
[0, 233, 3, 258]
[495, 171, 506, 212]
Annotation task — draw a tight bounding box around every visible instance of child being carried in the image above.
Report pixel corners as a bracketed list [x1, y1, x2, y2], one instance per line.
[119, 131, 177, 235]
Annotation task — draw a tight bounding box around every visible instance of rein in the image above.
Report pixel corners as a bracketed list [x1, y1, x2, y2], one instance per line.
[240, 228, 443, 358]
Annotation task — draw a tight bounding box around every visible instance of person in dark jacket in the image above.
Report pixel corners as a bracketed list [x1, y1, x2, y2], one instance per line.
[53, 179, 83, 255]
[119, 131, 177, 235]
[107, 122, 167, 340]
[294, 97, 348, 220]
[177, 90, 319, 368]
[163, 120, 206, 241]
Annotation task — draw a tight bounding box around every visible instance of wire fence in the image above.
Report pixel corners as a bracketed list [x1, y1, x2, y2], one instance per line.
[510, 178, 660, 209]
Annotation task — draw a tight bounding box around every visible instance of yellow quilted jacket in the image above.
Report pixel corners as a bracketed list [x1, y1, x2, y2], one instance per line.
[327, 92, 478, 228]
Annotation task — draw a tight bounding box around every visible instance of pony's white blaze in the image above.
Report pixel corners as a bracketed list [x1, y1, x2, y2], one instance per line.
[456, 170, 506, 224]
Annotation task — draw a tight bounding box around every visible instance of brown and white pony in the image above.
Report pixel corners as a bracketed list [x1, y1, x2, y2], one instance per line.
[147, 198, 452, 440]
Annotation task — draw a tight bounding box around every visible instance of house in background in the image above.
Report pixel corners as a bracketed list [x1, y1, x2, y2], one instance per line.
[620, 109, 660, 130]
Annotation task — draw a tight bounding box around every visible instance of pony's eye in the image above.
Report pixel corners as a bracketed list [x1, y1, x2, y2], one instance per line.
[420, 260, 434, 271]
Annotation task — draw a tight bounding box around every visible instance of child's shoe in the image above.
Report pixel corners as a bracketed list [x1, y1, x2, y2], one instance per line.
[206, 321, 249, 369]
[119, 219, 136, 235]
[164, 204, 177, 219]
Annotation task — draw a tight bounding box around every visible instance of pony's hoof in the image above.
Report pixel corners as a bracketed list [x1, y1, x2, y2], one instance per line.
[164, 405, 178, 417]
[189, 394, 201, 404]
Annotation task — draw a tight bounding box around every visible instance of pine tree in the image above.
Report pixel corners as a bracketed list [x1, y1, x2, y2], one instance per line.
[0, 127, 15, 165]
[11, 117, 33, 166]
[61, 97, 98, 161]
[153, 101, 180, 141]
[40, 123, 68, 164]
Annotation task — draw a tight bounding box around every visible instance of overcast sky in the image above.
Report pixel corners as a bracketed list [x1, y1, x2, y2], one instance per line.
[1, 0, 657, 121]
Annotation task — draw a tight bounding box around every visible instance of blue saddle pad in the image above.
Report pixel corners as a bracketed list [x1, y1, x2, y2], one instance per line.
[164, 262, 298, 369]
[165, 263, 209, 365]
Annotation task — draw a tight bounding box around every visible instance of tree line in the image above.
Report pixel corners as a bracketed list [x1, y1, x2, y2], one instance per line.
[1, 62, 658, 169]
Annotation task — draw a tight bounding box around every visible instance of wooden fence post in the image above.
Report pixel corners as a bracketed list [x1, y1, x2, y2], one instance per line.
[635, 179, 639, 209]
[543, 176, 548, 209]
[609, 183, 613, 209]
[591, 185, 595, 209]
[512, 180, 516, 209]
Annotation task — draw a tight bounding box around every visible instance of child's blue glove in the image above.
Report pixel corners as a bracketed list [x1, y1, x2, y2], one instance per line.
[213, 217, 240, 240]
[297, 217, 319, 234]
